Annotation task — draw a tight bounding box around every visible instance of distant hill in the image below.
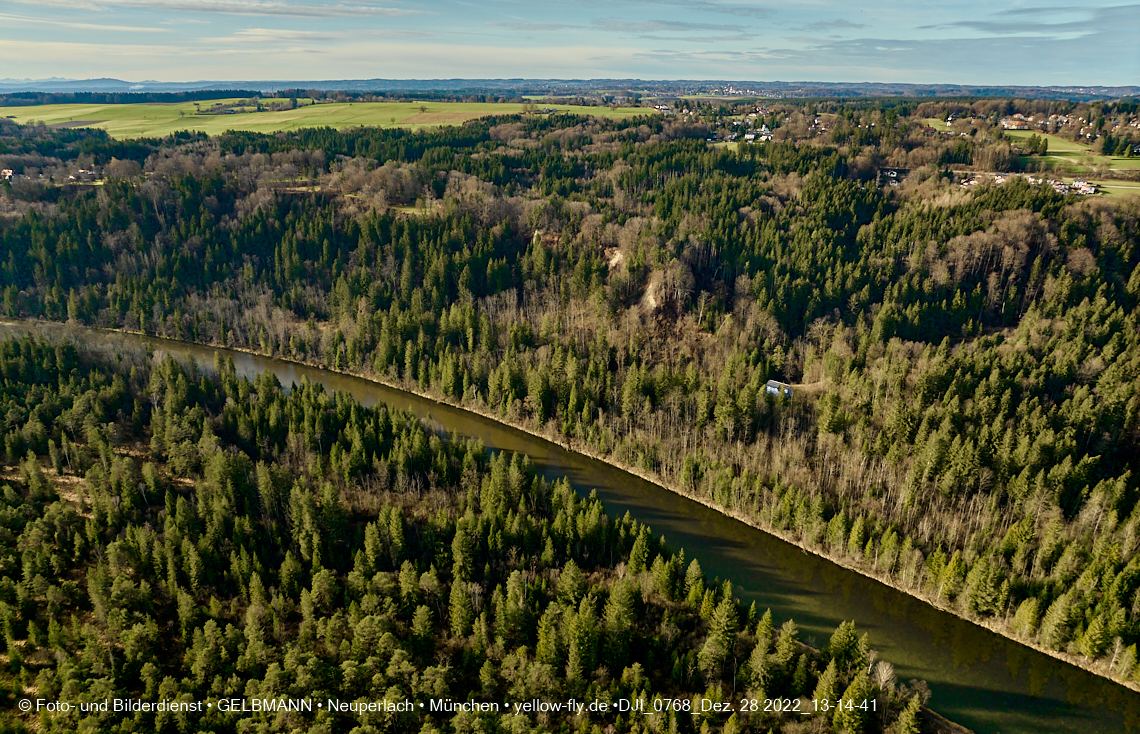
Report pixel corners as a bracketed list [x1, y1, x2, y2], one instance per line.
[1, 77, 1137, 101]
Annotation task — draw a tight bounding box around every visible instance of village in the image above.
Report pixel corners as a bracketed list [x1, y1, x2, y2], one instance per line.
[958, 172, 1098, 195]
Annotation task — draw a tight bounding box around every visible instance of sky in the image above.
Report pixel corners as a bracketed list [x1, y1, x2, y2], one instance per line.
[0, 0, 1137, 86]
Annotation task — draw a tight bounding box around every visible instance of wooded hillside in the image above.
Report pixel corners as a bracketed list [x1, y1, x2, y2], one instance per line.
[0, 335, 927, 733]
[2, 106, 1139, 688]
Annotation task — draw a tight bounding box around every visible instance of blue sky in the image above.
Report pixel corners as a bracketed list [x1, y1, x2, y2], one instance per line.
[0, 0, 1137, 85]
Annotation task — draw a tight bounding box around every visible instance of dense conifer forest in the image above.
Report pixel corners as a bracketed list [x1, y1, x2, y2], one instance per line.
[0, 335, 928, 733]
[1, 99, 1139, 698]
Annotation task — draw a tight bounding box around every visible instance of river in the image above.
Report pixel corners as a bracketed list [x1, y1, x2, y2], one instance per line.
[5, 321, 1138, 734]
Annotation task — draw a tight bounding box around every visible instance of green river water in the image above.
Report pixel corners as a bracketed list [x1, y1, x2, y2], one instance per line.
[5, 322, 1138, 734]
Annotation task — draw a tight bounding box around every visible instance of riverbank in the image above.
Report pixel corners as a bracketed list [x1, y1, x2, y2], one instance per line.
[81, 322, 1138, 697]
[35, 321, 977, 732]
[16, 319, 1140, 730]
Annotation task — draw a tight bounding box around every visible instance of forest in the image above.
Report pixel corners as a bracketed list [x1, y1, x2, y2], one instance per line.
[0, 99, 1139, 699]
[0, 335, 928, 733]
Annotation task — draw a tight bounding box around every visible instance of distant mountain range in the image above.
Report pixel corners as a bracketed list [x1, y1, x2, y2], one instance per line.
[1, 77, 1137, 101]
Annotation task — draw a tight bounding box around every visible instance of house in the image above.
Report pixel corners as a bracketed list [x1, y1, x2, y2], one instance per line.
[1001, 119, 1030, 130]
[878, 168, 909, 187]
[765, 380, 793, 398]
[0, 169, 12, 181]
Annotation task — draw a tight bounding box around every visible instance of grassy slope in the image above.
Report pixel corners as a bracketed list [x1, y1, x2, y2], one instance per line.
[0, 99, 654, 139]
[1088, 179, 1140, 197]
[1005, 129, 1140, 171]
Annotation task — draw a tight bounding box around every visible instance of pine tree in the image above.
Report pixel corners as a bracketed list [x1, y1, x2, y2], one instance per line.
[746, 639, 769, 691]
[557, 559, 586, 604]
[449, 582, 473, 638]
[651, 554, 675, 600]
[1079, 614, 1109, 659]
[629, 529, 650, 574]
[827, 621, 868, 675]
[412, 605, 433, 640]
[812, 659, 839, 706]
[832, 669, 871, 733]
[451, 522, 474, 581]
[399, 560, 420, 607]
[846, 516, 865, 559]
[774, 619, 800, 673]
[685, 559, 705, 603]
[1011, 598, 1040, 637]
[536, 605, 563, 665]
[890, 694, 922, 734]
[604, 580, 636, 667]
[709, 597, 738, 651]
[755, 609, 774, 651]
[1038, 593, 1073, 650]
[566, 595, 598, 682]
[791, 653, 809, 696]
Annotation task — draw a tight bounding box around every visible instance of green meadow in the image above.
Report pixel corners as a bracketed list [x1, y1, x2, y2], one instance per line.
[1005, 129, 1139, 172]
[1087, 179, 1140, 198]
[0, 99, 654, 139]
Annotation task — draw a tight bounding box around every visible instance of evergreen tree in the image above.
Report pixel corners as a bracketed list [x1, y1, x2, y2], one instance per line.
[1038, 594, 1074, 650]
[833, 669, 872, 733]
[813, 659, 839, 705]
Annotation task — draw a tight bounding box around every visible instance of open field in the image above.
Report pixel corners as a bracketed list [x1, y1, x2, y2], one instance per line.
[0, 99, 654, 139]
[1088, 179, 1140, 198]
[1005, 129, 1139, 172]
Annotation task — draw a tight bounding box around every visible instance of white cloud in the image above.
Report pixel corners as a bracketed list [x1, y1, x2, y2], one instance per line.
[0, 11, 169, 32]
[8, 0, 420, 18]
[196, 27, 428, 44]
[0, 0, 1136, 85]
